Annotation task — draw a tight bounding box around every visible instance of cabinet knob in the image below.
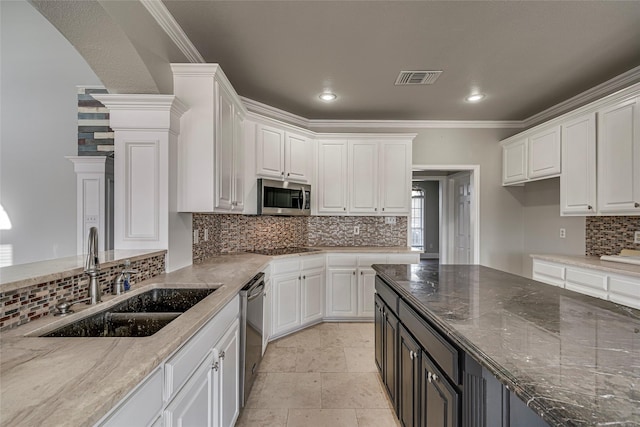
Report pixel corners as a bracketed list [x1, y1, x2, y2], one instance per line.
[587, 205, 592, 210]
[635, 202, 640, 208]
[352, 271, 356, 275]
[212, 361, 219, 372]
[287, 173, 290, 177]
[298, 276, 301, 280]
[375, 208, 377, 211]
[219, 350, 225, 360]
[303, 275, 306, 279]
[382, 208, 385, 212]
[360, 271, 363, 275]
[344, 207, 346, 211]
[281, 171, 285, 176]
[428, 372, 438, 383]
[409, 350, 414, 360]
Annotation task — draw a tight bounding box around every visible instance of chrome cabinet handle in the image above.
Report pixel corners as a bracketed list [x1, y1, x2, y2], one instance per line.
[409, 351, 414, 360]
[427, 372, 438, 383]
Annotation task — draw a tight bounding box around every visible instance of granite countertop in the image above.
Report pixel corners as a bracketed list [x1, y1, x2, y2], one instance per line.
[373, 263, 640, 427]
[531, 253, 640, 278]
[0, 246, 414, 426]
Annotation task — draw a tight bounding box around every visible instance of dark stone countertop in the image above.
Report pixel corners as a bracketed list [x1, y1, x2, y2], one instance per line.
[373, 263, 640, 427]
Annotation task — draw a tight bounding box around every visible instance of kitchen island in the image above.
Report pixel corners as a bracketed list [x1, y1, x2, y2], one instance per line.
[373, 263, 640, 427]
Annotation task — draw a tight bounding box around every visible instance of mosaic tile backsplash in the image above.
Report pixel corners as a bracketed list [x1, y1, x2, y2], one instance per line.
[585, 216, 640, 256]
[78, 87, 113, 156]
[192, 214, 408, 263]
[0, 255, 165, 331]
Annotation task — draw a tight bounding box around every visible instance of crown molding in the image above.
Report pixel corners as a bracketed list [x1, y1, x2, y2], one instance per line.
[241, 97, 310, 128]
[93, 94, 185, 111]
[308, 119, 523, 130]
[522, 65, 640, 128]
[139, 0, 205, 63]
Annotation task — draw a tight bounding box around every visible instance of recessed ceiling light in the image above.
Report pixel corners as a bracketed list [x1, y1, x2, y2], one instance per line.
[465, 93, 485, 102]
[319, 92, 337, 102]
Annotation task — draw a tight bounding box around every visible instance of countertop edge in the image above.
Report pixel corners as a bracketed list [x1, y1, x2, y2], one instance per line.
[530, 253, 640, 278]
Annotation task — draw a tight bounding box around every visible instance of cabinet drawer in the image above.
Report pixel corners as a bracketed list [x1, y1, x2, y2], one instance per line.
[565, 268, 607, 298]
[357, 254, 387, 267]
[271, 259, 300, 275]
[375, 276, 398, 313]
[327, 254, 357, 267]
[165, 295, 239, 401]
[399, 300, 460, 384]
[532, 260, 565, 287]
[608, 274, 640, 310]
[301, 254, 325, 271]
[386, 253, 419, 264]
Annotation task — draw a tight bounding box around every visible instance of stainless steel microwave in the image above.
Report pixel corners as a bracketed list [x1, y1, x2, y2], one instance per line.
[257, 179, 311, 216]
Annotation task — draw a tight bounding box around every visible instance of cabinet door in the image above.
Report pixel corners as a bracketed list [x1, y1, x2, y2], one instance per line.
[421, 353, 459, 427]
[326, 268, 358, 318]
[380, 141, 411, 214]
[502, 138, 527, 184]
[301, 268, 324, 325]
[165, 353, 214, 427]
[528, 126, 561, 180]
[272, 273, 301, 336]
[256, 124, 285, 179]
[374, 295, 384, 373]
[597, 97, 640, 214]
[216, 82, 235, 211]
[262, 280, 272, 355]
[399, 326, 421, 427]
[286, 132, 311, 183]
[561, 113, 597, 215]
[232, 109, 244, 211]
[349, 141, 379, 213]
[318, 140, 348, 214]
[358, 267, 376, 317]
[215, 321, 240, 427]
[383, 307, 399, 410]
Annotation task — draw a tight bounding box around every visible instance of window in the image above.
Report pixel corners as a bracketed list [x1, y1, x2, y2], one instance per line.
[411, 188, 424, 250]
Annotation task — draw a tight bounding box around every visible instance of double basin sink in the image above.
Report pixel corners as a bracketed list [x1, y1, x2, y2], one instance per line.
[42, 288, 217, 338]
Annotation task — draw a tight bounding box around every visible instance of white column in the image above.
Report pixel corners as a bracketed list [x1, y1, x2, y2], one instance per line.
[66, 156, 113, 255]
[93, 94, 192, 272]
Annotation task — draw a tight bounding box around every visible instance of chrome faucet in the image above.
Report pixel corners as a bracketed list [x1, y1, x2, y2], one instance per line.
[112, 259, 138, 295]
[85, 227, 101, 304]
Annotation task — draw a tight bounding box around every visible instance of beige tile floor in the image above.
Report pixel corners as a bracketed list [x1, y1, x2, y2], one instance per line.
[236, 322, 401, 427]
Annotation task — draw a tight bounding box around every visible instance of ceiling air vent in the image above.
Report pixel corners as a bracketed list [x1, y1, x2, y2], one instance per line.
[395, 70, 442, 86]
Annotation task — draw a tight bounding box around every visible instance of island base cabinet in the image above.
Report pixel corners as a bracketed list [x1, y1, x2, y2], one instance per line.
[399, 326, 421, 427]
[421, 352, 459, 427]
[383, 308, 399, 409]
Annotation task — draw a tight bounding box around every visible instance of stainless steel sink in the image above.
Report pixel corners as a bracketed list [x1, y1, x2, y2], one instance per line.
[41, 288, 216, 338]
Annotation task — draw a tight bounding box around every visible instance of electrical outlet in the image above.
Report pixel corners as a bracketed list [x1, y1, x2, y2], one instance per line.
[204, 229, 209, 242]
[385, 217, 397, 225]
[559, 228, 566, 239]
[635, 231, 640, 244]
[354, 226, 360, 235]
[193, 229, 199, 244]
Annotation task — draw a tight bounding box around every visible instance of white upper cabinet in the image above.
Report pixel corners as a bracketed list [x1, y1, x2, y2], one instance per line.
[318, 140, 349, 214]
[379, 141, 412, 213]
[502, 138, 528, 184]
[597, 96, 640, 214]
[256, 124, 312, 183]
[172, 64, 246, 213]
[318, 137, 414, 215]
[528, 126, 561, 180]
[349, 141, 379, 213]
[561, 113, 596, 216]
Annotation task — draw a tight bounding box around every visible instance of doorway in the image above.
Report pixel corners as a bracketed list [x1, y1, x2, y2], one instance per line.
[410, 165, 480, 264]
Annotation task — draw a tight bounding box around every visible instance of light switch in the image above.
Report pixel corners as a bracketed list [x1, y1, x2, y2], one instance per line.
[193, 229, 199, 244]
[635, 231, 640, 244]
[559, 228, 566, 239]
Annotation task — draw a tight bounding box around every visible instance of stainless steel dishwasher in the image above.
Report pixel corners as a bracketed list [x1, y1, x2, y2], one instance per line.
[239, 272, 265, 407]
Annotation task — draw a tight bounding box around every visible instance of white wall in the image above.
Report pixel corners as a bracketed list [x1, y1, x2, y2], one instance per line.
[0, 1, 103, 265]
[521, 178, 585, 278]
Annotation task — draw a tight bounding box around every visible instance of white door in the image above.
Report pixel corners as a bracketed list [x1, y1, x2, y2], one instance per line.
[165, 355, 214, 427]
[216, 83, 235, 210]
[285, 133, 311, 183]
[597, 97, 640, 214]
[301, 268, 324, 325]
[528, 126, 561, 179]
[560, 113, 597, 215]
[326, 268, 357, 318]
[215, 321, 240, 427]
[272, 273, 301, 335]
[452, 172, 472, 264]
[502, 138, 527, 184]
[349, 141, 378, 213]
[256, 124, 285, 179]
[317, 140, 348, 214]
[357, 267, 376, 317]
[379, 142, 411, 214]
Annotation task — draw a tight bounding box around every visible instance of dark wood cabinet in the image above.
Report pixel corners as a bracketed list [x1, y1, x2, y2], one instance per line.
[399, 326, 421, 427]
[383, 305, 399, 408]
[421, 352, 459, 427]
[374, 295, 384, 373]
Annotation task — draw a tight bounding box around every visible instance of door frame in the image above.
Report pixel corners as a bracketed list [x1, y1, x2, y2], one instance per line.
[411, 165, 480, 264]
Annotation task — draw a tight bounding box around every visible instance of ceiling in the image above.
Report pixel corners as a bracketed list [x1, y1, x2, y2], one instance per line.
[162, 0, 640, 121]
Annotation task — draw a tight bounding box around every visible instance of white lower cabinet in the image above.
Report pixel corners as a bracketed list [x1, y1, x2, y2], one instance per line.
[326, 268, 358, 318]
[271, 255, 325, 338]
[165, 352, 214, 427]
[532, 259, 640, 310]
[358, 267, 377, 317]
